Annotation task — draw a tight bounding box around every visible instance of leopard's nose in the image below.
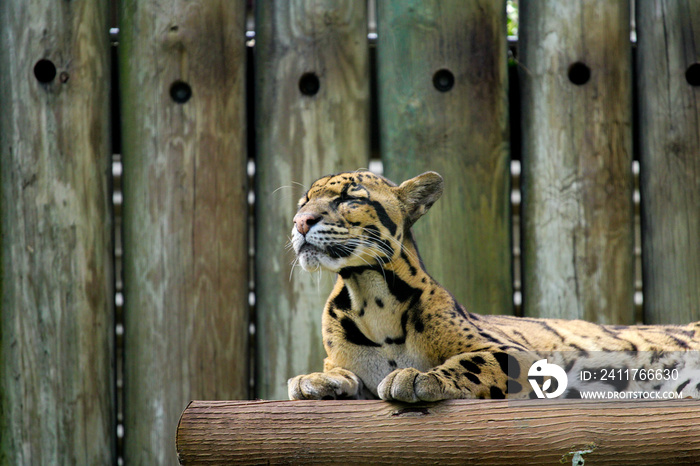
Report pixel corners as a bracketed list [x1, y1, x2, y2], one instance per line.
[293, 212, 322, 235]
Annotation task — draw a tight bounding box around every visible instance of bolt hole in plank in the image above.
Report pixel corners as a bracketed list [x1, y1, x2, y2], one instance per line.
[170, 80, 192, 104]
[298, 72, 320, 96]
[567, 61, 591, 85]
[432, 68, 454, 92]
[686, 63, 700, 86]
[33, 58, 56, 83]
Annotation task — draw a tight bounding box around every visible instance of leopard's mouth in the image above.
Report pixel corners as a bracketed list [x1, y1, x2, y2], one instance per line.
[296, 242, 328, 271]
[297, 239, 356, 259]
[295, 239, 359, 272]
[298, 242, 322, 255]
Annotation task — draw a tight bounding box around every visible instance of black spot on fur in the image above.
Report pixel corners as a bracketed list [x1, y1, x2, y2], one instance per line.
[507, 380, 522, 394]
[490, 386, 505, 399]
[464, 372, 481, 385]
[472, 356, 486, 365]
[460, 359, 482, 374]
[494, 352, 520, 379]
[452, 301, 469, 320]
[567, 343, 589, 356]
[332, 286, 352, 310]
[327, 306, 338, 320]
[507, 355, 521, 379]
[493, 353, 520, 379]
[367, 200, 397, 236]
[511, 329, 529, 344]
[478, 331, 499, 344]
[411, 305, 425, 333]
[538, 321, 565, 340]
[400, 311, 409, 336]
[388, 360, 397, 368]
[677, 379, 691, 394]
[564, 359, 577, 374]
[384, 336, 405, 345]
[340, 317, 381, 347]
[668, 335, 690, 349]
[386, 271, 421, 303]
[375, 297, 384, 308]
[400, 249, 417, 276]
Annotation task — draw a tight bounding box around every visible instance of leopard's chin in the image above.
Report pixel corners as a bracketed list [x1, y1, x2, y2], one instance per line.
[297, 243, 340, 272]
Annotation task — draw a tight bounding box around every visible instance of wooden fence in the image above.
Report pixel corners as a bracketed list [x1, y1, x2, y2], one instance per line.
[0, 0, 698, 464]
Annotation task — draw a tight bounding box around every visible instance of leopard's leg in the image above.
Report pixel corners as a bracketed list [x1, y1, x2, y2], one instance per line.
[377, 351, 532, 402]
[288, 358, 363, 400]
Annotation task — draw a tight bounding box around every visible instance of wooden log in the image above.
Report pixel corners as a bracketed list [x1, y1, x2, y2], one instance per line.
[119, 1, 249, 464]
[636, 0, 700, 324]
[177, 399, 700, 465]
[254, 0, 370, 400]
[0, 1, 114, 464]
[519, 0, 635, 323]
[376, 0, 513, 316]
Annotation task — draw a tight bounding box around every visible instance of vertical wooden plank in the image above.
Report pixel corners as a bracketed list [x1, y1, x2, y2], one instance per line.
[637, 1, 700, 325]
[0, 1, 114, 464]
[376, 0, 512, 316]
[520, 0, 634, 323]
[119, 1, 248, 463]
[255, 0, 370, 400]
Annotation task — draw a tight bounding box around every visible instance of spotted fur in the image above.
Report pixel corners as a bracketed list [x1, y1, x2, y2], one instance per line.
[288, 171, 700, 402]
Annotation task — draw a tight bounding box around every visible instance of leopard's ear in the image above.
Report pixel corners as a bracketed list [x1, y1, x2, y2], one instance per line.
[397, 171, 444, 226]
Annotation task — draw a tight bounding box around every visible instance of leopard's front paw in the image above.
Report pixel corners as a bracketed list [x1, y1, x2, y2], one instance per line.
[288, 370, 361, 400]
[378, 368, 465, 402]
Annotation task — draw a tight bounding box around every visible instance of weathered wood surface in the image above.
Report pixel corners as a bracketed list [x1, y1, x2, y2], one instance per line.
[254, 0, 370, 400]
[636, 0, 700, 324]
[0, 0, 114, 464]
[519, 0, 635, 323]
[119, 1, 249, 463]
[377, 0, 512, 316]
[177, 399, 700, 465]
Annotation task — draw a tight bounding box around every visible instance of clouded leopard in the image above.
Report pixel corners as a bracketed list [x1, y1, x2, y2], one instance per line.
[287, 170, 700, 401]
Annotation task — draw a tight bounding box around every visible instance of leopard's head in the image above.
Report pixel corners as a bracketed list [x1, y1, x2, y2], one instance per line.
[291, 170, 443, 272]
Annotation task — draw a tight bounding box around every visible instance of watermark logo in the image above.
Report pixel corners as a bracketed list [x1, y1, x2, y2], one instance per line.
[528, 359, 568, 399]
